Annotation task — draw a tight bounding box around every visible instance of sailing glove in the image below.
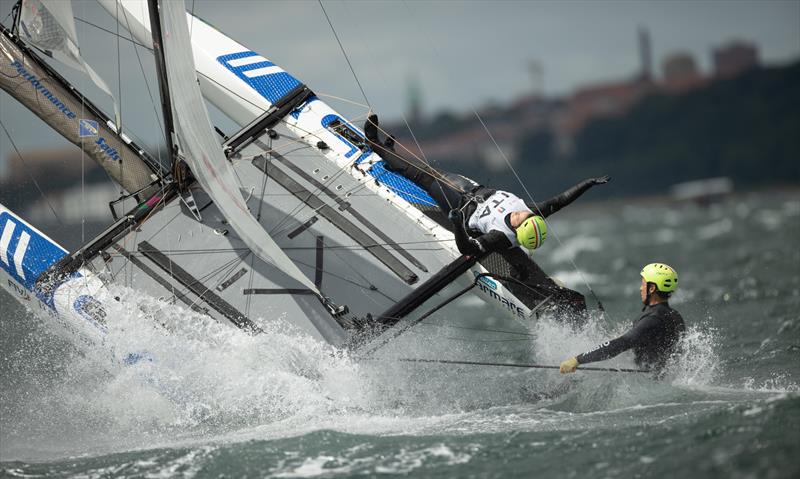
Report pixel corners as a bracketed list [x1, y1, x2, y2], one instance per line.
[591, 175, 611, 185]
[384, 134, 396, 152]
[560, 357, 580, 374]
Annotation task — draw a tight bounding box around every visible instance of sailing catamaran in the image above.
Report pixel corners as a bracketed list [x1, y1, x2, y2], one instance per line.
[0, 0, 586, 360]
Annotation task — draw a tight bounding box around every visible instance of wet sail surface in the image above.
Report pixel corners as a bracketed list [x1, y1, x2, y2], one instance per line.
[153, 0, 319, 295]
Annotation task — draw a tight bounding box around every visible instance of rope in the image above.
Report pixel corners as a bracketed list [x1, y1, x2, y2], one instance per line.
[315, 0, 469, 206]
[317, 0, 371, 107]
[74, 16, 152, 50]
[79, 0, 86, 243]
[338, 0, 460, 211]
[470, 112, 605, 311]
[358, 357, 650, 374]
[399, 0, 606, 312]
[117, 5, 165, 167]
[361, 272, 553, 356]
[316, 92, 370, 109]
[0, 120, 63, 225]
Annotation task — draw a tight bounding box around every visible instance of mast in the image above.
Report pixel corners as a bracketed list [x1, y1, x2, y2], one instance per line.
[147, 0, 177, 167]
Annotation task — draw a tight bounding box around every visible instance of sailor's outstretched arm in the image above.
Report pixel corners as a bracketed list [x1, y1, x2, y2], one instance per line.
[576, 330, 637, 365]
[528, 175, 610, 218]
[560, 314, 658, 373]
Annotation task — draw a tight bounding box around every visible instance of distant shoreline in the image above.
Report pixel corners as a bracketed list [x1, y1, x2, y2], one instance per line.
[562, 183, 800, 213]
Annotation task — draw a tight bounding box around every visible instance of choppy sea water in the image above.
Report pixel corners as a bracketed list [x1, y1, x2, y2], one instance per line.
[1, 190, 798, 478]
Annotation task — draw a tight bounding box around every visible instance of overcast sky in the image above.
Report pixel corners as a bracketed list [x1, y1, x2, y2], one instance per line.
[2, 0, 799, 171]
[189, 0, 800, 120]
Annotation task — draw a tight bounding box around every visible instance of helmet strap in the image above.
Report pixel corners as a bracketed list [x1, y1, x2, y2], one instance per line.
[642, 283, 655, 309]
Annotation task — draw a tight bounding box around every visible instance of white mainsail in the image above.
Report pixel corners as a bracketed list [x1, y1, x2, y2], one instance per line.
[154, 0, 320, 295]
[18, 0, 121, 126]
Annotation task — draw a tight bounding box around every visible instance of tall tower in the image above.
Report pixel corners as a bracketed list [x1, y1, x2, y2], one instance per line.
[638, 26, 653, 81]
[406, 75, 423, 125]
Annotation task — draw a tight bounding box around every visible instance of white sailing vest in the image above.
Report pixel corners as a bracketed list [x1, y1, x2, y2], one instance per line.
[467, 190, 532, 245]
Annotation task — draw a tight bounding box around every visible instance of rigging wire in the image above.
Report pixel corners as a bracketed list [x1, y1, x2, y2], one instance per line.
[417, 322, 536, 338]
[405, 332, 532, 343]
[115, 0, 123, 137]
[316, 92, 369, 109]
[398, 0, 607, 312]
[112, 0, 126, 203]
[1, 8, 12, 28]
[79, 0, 86, 244]
[189, 0, 196, 37]
[362, 272, 554, 356]
[339, 0, 439, 180]
[73, 16, 152, 50]
[307, 2, 458, 212]
[270, 7, 460, 216]
[317, 0, 371, 108]
[358, 357, 649, 374]
[0, 120, 64, 226]
[471, 112, 606, 311]
[116, 4, 165, 169]
[244, 133, 274, 316]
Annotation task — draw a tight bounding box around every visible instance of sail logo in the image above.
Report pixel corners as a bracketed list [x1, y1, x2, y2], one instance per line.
[79, 119, 99, 137]
[95, 137, 121, 162]
[217, 51, 302, 105]
[0, 211, 68, 297]
[10, 60, 77, 119]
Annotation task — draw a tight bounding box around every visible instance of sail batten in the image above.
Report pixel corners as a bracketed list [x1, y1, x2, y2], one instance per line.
[151, 0, 320, 294]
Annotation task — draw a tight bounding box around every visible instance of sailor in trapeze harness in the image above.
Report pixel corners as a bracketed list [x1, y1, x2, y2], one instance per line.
[560, 263, 686, 377]
[365, 114, 610, 316]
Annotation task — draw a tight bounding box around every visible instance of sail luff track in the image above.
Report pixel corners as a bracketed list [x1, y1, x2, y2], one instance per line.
[146, 0, 176, 163]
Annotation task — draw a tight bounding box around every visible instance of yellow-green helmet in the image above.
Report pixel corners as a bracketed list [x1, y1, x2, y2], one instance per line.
[641, 263, 678, 293]
[516, 215, 547, 250]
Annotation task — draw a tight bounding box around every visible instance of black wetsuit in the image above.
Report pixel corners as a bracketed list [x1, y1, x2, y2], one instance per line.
[364, 115, 599, 255]
[577, 303, 686, 373]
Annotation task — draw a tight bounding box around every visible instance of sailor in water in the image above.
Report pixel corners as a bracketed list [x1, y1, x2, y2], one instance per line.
[364, 114, 610, 257]
[560, 263, 686, 375]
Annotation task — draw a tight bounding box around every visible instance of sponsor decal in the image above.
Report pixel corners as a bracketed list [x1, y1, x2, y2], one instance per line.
[6, 279, 31, 302]
[473, 272, 526, 318]
[79, 119, 99, 137]
[95, 137, 121, 162]
[473, 271, 497, 290]
[10, 61, 119, 163]
[583, 341, 611, 356]
[10, 60, 77, 119]
[0, 212, 68, 306]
